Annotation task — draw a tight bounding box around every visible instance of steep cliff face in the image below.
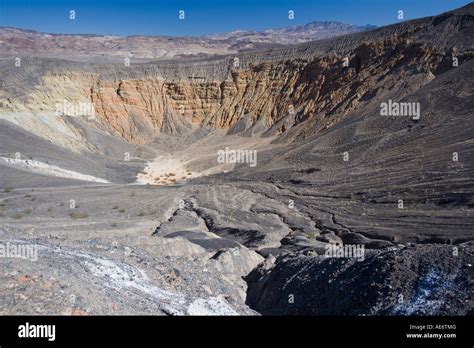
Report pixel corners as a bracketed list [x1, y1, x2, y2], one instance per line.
[58, 39, 474, 144]
[0, 4, 472, 147]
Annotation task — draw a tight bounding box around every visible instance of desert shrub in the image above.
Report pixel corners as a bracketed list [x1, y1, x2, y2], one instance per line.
[68, 211, 88, 219]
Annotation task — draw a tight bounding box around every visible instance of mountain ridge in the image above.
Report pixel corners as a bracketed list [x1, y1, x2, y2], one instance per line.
[0, 20, 374, 61]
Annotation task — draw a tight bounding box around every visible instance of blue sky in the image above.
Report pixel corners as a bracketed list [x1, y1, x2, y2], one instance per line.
[0, 0, 471, 36]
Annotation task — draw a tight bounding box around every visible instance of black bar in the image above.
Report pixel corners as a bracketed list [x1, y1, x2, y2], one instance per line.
[0, 316, 472, 346]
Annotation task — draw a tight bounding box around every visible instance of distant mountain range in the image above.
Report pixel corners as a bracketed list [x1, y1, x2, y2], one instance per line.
[0, 21, 375, 61]
[207, 21, 376, 43]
